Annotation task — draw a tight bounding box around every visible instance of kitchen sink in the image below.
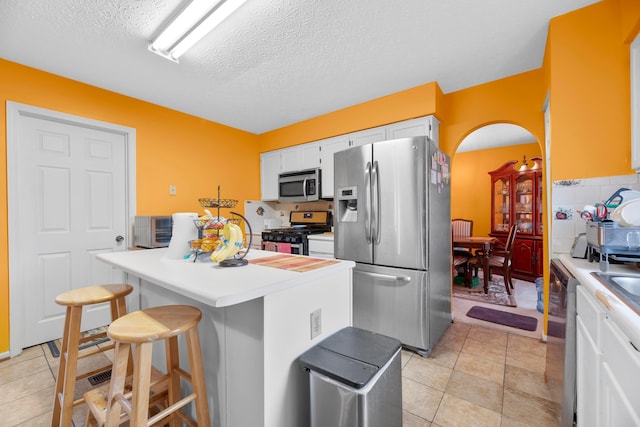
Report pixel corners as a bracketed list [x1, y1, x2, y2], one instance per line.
[592, 272, 640, 314]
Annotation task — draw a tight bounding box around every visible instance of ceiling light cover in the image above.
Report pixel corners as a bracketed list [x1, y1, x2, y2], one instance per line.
[149, 0, 247, 62]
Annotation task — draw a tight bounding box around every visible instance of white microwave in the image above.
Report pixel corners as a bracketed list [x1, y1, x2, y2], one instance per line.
[134, 216, 172, 248]
[278, 168, 321, 202]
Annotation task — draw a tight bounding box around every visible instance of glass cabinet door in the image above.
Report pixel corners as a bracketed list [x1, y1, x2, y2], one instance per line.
[536, 172, 543, 234]
[492, 177, 510, 233]
[514, 173, 534, 235]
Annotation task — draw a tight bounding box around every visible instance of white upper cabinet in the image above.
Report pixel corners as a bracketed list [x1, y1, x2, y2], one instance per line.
[281, 142, 320, 173]
[350, 126, 387, 147]
[386, 116, 440, 144]
[319, 135, 350, 199]
[631, 33, 640, 172]
[260, 150, 281, 201]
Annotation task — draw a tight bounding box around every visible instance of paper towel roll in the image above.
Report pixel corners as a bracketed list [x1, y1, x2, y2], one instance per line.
[163, 212, 198, 260]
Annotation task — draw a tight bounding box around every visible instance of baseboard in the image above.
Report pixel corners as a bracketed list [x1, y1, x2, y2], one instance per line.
[0, 350, 10, 362]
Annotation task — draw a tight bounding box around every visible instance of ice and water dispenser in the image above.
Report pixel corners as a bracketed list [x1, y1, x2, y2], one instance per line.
[337, 186, 358, 223]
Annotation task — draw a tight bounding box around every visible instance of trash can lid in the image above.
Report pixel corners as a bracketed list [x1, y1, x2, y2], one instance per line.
[299, 327, 401, 389]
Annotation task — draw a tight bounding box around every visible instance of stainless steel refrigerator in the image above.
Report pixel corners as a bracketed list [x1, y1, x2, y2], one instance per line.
[334, 136, 451, 356]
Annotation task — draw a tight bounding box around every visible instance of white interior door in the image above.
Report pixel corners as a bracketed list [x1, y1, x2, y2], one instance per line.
[7, 102, 135, 354]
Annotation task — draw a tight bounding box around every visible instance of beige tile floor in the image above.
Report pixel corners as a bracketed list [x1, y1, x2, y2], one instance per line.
[1, 280, 556, 427]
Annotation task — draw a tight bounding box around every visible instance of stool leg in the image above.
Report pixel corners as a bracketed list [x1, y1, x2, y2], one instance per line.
[166, 336, 181, 427]
[52, 305, 82, 427]
[131, 342, 153, 426]
[110, 296, 134, 377]
[186, 326, 211, 425]
[106, 342, 131, 427]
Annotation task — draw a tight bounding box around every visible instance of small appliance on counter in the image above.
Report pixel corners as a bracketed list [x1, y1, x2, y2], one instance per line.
[134, 216, 172, 248]
[261, 211, 332, 255]
[586, 221, 640, 271]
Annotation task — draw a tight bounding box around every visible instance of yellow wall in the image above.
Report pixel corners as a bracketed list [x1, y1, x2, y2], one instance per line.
[547, 0, 639, 180]
[260, 82, 442, 151]
[451, 143, 542, 237]
[0, 59, 260, 353]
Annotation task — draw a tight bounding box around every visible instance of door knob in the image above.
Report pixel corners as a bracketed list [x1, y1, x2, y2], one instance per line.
[115, 235, 124, 242]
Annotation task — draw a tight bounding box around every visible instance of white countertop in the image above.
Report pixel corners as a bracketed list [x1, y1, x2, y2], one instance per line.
[559, 254, 640, 345]
[98, 248, 354, 308]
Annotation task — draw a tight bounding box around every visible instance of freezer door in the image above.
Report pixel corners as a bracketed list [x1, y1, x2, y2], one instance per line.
[372, 137, 428, 270]
[352, 264, 430, 351]
[334, 143, 373, 264]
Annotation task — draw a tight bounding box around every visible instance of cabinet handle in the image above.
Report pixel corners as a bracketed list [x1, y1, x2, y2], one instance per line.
[595, 290, 613, 311]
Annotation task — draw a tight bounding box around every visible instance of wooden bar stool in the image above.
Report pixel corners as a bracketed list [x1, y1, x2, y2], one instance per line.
[52, 284, 133, 427]
[99, 305, 210, 427]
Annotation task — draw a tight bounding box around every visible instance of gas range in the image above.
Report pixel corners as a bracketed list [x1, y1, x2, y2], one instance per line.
[261, 211, 332, 255]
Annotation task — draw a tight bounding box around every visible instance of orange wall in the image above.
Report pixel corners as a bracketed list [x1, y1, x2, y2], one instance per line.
[0, 59, 260, 353]
[451, 143, 542, 237]
[260, 82, 442, 151]
[547, 0, 639, 180]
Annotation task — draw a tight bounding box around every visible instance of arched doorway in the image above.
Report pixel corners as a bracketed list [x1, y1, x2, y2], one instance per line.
[450, 123, 544, 337]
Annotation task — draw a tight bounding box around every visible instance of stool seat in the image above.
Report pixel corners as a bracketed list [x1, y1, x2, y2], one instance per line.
[108, 305, 201, 343]
[55, 284, 133, 306]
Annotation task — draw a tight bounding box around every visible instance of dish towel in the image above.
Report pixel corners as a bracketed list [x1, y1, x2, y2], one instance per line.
[264, 241, 277, 252]
[164, 212, 198, 260]
[277, 242, 292, 253]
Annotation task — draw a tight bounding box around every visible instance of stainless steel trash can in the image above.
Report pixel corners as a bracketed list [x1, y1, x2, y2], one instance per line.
[299, 326, 402, 427]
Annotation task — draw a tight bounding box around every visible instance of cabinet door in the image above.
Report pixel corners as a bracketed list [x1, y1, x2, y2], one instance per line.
[319, 135, 351, 199]
[385, 116, 439, 144]
[260, 151, 281, 201]
[299, 142, 320, 170]
[511, 238, 534, 278]
[600, 317, 640, 426]
[576, 286, 604, 427]
[279, 143, 320, 173]
[514, 173, 534, 236]
[491, 176, 511, 233]
[350, 126, 386, 147]
[534, 240, 544, 277]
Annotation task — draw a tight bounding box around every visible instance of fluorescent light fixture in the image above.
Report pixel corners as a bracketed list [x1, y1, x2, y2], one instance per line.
[149, 0, 247, 62]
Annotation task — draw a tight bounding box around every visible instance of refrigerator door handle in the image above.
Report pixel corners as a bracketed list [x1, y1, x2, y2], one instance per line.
[358, 270, 412, 283]
[365, 162, 372, 243]
[371, 160, 381, 244]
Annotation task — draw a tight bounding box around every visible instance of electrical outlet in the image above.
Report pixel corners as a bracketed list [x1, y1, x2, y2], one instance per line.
[310, 309, 321, 339]
[169, 184, 177, 196]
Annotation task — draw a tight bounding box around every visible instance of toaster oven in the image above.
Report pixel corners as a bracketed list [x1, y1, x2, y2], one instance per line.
[134, 216, 172, 248]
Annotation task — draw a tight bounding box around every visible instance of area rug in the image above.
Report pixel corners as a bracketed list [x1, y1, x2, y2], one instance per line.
[466, 306, 538, 331]
[46, 326, 110, 358]
[452, 275, 517, 308]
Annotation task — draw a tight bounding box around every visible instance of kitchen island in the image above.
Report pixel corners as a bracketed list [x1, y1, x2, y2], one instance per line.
[97, 248, 354, 427]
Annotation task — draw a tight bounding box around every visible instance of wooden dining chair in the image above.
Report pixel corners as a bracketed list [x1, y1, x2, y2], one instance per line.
[451, 218, 473, 254]
[467, 225, 517, 294]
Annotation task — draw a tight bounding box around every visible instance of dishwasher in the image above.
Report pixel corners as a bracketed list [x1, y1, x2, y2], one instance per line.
[545, 259, 577, 426]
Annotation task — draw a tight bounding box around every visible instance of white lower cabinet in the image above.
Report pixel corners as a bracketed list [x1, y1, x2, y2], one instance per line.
[576, 285, 640, 427]
[307, 234, 334, 259]
[576, 285, 603, 427]
[600, 316, 640, 426]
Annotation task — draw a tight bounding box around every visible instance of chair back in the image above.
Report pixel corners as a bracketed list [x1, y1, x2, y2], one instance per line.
[503, 225, 518, 263]
[451, 218, 473, 239]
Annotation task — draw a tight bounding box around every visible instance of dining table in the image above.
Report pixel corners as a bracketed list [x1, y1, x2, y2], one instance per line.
[452, 236, 497, 293]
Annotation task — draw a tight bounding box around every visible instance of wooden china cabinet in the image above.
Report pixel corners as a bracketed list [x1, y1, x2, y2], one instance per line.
[489, 157, 543, 281]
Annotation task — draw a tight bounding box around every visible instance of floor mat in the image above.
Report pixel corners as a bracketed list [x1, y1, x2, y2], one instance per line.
[466, 306, 538, 331]
[452, 276, 517, 308]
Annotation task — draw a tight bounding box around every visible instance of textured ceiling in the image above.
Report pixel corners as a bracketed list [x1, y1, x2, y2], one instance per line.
[0, 0, 599, 138]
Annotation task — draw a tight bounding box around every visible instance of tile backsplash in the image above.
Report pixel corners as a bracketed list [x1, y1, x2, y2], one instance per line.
[551, 174, 640, 257]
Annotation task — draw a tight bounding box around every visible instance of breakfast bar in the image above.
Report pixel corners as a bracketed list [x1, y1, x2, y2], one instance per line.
[97, 249, 355, 427]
